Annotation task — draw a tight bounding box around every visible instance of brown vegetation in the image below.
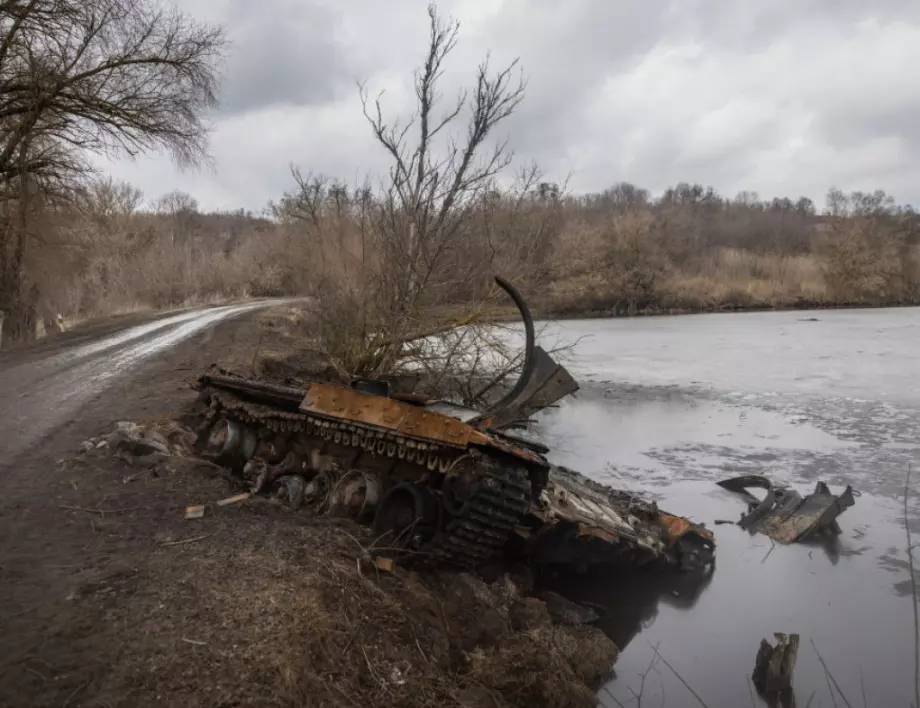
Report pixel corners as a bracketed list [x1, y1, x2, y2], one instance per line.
[20, 176, 920, 347]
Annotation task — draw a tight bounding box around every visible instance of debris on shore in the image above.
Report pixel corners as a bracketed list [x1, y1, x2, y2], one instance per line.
[717, 474, 856, 543]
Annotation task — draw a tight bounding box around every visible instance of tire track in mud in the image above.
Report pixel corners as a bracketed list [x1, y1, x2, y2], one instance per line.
[0, 302, 271, 463]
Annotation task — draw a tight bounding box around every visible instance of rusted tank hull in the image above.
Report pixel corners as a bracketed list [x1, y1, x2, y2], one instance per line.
[191, 368, 714, 574]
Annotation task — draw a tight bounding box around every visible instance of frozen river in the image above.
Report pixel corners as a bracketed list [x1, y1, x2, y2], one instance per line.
[531, 307, 920, 708]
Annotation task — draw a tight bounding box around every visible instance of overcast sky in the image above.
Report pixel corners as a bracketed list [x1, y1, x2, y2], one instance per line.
[97, 0, 920, 213]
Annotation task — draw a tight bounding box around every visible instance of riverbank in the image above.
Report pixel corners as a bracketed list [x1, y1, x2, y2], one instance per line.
[472, 295, 920, 327]
[540, 296, 920, 321]
[0, 303, 624, 708]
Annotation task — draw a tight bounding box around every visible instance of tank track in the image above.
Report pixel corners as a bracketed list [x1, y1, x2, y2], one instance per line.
[200, 388, 535, 569]
[420, 461, 531, 570]
[206, 390, 459, 473]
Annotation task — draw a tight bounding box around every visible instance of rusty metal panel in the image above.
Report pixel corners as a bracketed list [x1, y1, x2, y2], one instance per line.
[658, 513, 714, 546]
[300, 382, 473, 448]
[468, 429, 548, 466]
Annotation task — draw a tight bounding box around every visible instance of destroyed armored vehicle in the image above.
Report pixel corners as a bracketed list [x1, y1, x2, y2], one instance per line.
[192, 277, 715, 573]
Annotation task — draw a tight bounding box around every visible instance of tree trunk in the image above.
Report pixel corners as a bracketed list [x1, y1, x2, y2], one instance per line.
[4, 295, 37, 343]
[752, 633, 799, 708]
[0, 226, 37, 344]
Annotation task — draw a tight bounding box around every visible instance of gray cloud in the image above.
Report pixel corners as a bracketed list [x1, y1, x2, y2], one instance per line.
[216, 0, 355, 114]
[477, 1, 673, 160]
[100, 0, 920, 210]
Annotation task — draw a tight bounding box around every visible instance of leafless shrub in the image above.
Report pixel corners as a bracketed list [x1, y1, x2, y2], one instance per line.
[817, 216, 917, 303]
[605, 209, 670, 316]
[278, 2, 566, 395]
[23, 177, 296, 322]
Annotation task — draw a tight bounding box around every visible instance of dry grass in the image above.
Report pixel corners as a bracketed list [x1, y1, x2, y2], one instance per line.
[127, 507, 617, 708]
[545, 212, 920, 315]
[466, 625, 616, 708]
[663, 249, 828, 309]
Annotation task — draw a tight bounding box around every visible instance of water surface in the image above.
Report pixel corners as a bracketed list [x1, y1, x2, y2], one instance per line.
[531, 307, 920, 707]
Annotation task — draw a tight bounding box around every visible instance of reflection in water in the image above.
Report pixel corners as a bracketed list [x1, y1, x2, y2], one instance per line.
[782, 531, 848, 565]
[538, 559, 715, 657]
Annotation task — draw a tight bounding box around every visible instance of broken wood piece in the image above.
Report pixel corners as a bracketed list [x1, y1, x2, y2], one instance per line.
[216, 493, 250, 507]
[752, 632, 800, 707]
[59, 505, 143, 515]
[375, 556, 394, 572]
[184, 505, 205, 519]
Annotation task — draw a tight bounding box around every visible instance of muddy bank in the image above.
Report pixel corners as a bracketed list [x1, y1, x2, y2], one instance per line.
[48, 440, 617, 707]
[521, 297, 920, 323]
[545, 298, 920, 320]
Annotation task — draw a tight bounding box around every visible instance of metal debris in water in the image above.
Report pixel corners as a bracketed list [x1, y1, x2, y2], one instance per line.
[717, 474, 856, 543]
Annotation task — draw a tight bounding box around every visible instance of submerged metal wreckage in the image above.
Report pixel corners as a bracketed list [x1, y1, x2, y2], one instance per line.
[190, 277, 715, 573]
[717, 475, 856, 544]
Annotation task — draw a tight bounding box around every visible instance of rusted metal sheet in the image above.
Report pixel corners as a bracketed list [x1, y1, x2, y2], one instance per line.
[659, 513, 700, 546]
[468, 428, 549, 466]
[717, 475, 856, 543]
[301, 381, 474, 448]
[300, 380, 548, 466]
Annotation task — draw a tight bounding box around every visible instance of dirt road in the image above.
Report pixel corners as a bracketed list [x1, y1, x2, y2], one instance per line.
[0, 303, 271, 461]
[0, 302, 286, 707]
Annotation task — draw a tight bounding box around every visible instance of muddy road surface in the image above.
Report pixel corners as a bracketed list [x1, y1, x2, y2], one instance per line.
[0, 302, 269, 461]
[531, 307, 920, 708]
[0, 302, 291, 707]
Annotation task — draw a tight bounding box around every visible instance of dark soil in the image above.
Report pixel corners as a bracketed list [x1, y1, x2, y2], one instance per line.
[0, 306, 616, 708]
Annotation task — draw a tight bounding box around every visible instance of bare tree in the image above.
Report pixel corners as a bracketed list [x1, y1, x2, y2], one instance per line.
[75, 176, 143, 225]
[275, 3, 562, 398]
[0, 0, 225, 343]
[155, 189, 198, 216]
[355, 2, 527, 374]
